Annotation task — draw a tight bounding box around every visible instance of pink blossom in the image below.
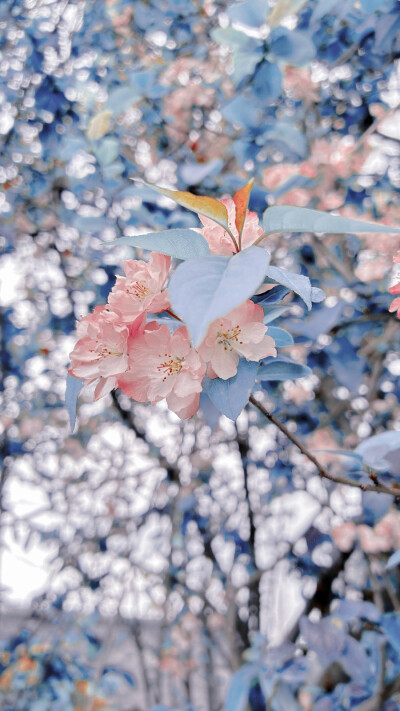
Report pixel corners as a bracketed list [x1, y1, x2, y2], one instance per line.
[389, 295, 400, 318]
[198, 300, 277, 380]
[118, 324, 206, 419]
[69, 306, 144, 400]
[197, 198, 263, 256]
[108, 252, 171, 322]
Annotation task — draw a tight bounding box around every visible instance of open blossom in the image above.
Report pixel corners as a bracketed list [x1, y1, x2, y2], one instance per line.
[198, 300, 277, 380]
[389, 251, 400, 318]
[197, 198, 263, 256]
[118, 324, 206, 419]
[108, 252, 171, 322]
[69, 306, 144, 400]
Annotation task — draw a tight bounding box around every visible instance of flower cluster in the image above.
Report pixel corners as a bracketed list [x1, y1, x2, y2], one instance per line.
[197, 197, 263, 256]
[69, 208, 277, 419]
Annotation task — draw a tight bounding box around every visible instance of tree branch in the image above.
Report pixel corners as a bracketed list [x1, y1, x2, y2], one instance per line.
[248, 395, 400, 498]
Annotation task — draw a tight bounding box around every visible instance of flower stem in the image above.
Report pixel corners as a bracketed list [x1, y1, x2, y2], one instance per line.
[165, 309, 183, 322]
[249, 395, 400, 498]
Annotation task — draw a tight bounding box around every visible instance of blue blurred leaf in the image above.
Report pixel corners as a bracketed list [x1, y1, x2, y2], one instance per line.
[267, 266, 313, 309]
[111, 229, 211, 260]
[102, 666, 135, 687]
[266, 326, 294, 347]
[252, 61, 283, 104]
[263, 305, 290, 323]
[169, 246, 270, 346]
[93, 138, 119, 165]
[228, 0, 269, 27]
[179, 159, 223, 185]
[299, 617, 346, 666]
[65, 374, 84, 431]
[386, 549, 400, 570]
[355, 431, 400, 474]
[311, 287, 326, 303]
[203, 359, 259, 420]
[211, 27, 263, 83]
[270, 27, 316, 65]
[382, 614, 400, 655]
[263, 206, 400, 235]
[332, 600, 381, 624]
[258, 357, 311, 381]
[224, 662, 259, 711]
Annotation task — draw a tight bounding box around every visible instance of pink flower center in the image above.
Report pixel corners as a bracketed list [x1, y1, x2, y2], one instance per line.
[126, 280, 151, 301]
[216, 324, 243, 351]
[157, 353, 184, 381]
[90, 344, 123, 359]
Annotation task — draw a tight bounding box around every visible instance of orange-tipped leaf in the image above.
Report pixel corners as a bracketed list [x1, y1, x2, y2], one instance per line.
[133, 180, 230, 231]
[233, 178, 254, 242]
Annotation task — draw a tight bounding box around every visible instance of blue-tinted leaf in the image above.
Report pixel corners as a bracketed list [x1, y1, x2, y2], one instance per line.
[332, 600, 381, 624]
[270, 27, 316, 66]
[110, 229, 210, 260]
[106, 86, 142, 115]
[211, 28, 263, 84]
[199, 392, 221, 429]
[263, 305, 290, 324]
[65, 374, 84, 431]
[267, 326, 294, 347]
[258, 358, 311, 381]
[222, 95, 263, 129]
[228, 0, 268, 27]
[94, 138, 119, 165]
[355, 431, 400, 474]
[203, 359, 259, 420]
[386, 550, 400, 570]
[252, 61, 283, 104]
[299, 617, 346, 666]
[179, 159, 223, 185]
[263, 206, 400, 235]
[341, 637, 371, 685]
[382, 614, 400, 655]
[224, 663, 259, 711]
[311, 287, 326, 303]
[253, 284, 290, 305]
[169, 246, 270, 346]
[270, 682, 302, 711]
[361, 491, 393, 527]
[102, 666, 135, 687]
[310, 449, 363, 462]
[267, 266, 313, 309]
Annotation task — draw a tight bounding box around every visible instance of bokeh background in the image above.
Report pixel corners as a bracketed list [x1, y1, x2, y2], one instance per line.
[1, 0, 400, 709]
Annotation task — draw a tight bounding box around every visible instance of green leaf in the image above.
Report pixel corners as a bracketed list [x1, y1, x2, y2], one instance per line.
[169, 246, 270, 346]
[109, 229, 210, 260]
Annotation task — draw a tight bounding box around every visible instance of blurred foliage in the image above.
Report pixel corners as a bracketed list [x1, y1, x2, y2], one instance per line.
[1, 0, 400, 709]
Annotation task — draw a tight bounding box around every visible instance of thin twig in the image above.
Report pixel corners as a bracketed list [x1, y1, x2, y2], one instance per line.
[249, 395, 400, 497]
